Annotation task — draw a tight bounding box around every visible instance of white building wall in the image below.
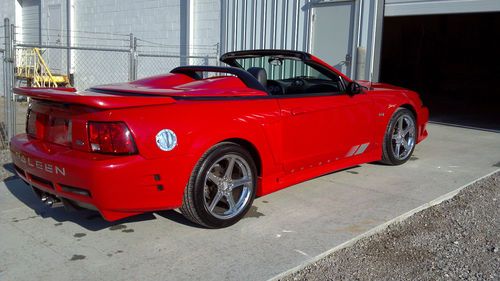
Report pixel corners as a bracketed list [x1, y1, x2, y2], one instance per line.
[72, 0, 182, 61]
[73, 0, 181, 46]
[40, 0, 67, 42]
[192, 0, 220, 57]
[71, 0, 183, 88]
[1, 1, 16, 96]
[0, 1, 15, 26]
[2, 0, 220, 91]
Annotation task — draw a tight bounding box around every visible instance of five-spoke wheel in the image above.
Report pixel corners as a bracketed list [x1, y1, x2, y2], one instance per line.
[180, 143, 257, 228]
[382, 108, 417, 165]
[203, 154, 253, 219]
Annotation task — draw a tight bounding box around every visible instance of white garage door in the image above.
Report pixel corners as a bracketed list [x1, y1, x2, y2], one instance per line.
[385, 0, 500, 17]
[21, 0, 41, 44]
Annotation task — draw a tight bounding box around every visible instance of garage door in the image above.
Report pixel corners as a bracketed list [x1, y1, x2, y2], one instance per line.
[385, 0, 500, 17]
[379, 12, 500, 131]
[21, 0, 41, 44]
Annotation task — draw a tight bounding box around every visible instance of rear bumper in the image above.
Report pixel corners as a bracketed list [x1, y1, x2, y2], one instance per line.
[10, 134, 191, 221]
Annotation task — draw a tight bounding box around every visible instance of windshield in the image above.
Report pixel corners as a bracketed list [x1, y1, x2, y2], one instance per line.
[234, 56, 331, 81]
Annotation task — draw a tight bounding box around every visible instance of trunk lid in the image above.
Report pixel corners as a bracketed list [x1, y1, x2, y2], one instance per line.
[15, 87, 174, 151]
[27, 101, 73, 147]
[25, 99, 99, 150]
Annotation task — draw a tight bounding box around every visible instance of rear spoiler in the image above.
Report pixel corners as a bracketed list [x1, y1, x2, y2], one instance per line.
[13, 87, 176, 109]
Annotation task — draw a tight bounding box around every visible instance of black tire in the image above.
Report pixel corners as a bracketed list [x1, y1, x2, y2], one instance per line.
[381, 108, 417, 165]
[180, 142, 257, 228]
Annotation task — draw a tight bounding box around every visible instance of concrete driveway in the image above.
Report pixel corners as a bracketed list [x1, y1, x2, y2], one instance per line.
[1, 124, 499, 281]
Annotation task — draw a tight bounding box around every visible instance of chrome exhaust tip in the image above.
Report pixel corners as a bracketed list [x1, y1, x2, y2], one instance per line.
[46, 198, 54, 206]
[35, 189, 63, 208]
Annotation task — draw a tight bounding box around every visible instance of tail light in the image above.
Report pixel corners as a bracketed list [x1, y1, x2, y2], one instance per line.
[26, 109, 36, 136]
[88, 122, 138, 155]
[26, 109, 48, 138]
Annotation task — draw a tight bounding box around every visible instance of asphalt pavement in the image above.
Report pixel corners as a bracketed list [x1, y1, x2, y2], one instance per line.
[0, 123, 499, 281]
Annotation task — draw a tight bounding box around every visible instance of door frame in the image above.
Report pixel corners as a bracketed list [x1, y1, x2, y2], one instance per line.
[309, 0, 361, 79]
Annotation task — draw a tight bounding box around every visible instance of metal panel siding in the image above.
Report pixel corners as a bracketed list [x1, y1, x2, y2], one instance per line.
[21, 0, 42, 44]
[385, 0, 500, 16]
[221, 0, 312, 53]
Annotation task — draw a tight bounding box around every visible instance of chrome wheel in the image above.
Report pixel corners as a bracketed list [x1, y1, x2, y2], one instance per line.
[391, 114, 416, 160]
[203, 154, 253, 219]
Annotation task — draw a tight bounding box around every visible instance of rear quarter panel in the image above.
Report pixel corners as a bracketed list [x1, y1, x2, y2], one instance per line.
[94, 99, 284, 195]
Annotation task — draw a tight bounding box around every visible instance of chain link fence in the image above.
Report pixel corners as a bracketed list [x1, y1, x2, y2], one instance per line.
[1, 19, 219, 149]
[1, 45, 7, 148]
[72, 49, 130, 90]
[136, 41, 220, 79]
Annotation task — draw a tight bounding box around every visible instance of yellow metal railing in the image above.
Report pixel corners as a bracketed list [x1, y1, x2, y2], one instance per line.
[15, 48, 69, 87]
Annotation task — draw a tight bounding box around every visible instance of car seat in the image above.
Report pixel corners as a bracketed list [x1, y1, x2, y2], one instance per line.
[247, 67, 267, 88]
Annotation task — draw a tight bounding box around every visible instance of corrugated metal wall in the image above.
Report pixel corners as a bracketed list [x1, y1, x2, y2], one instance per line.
[220, 0, 312, 54]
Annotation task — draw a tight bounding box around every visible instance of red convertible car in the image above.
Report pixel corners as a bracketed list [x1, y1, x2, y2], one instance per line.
[11, 50, 428, 228]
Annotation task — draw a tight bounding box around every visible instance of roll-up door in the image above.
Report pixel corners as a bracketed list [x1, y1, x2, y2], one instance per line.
[380, 12, 500, 130]
[20, 0, 41, 44]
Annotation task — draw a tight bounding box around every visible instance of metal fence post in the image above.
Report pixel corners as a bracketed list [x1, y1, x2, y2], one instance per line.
[133, 37, 138, 79]
[128, 33, 138, 81]
[3, 18, 15, 142]
[10, 23, 16, 138]
[215, 43, 220, 66]
[204, 55, 209, 66]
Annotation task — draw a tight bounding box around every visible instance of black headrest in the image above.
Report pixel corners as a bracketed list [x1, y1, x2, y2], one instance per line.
[247, 67, 267, 87]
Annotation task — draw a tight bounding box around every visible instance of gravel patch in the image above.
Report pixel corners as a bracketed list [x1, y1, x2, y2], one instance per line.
[1, 97, 29, 149]
[1, 96, 27, 180]
[280, 171, 500, 281]
[0, 149, 14, 182]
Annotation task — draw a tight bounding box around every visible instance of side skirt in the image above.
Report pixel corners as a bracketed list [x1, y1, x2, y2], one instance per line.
[258, 151, 381, 196]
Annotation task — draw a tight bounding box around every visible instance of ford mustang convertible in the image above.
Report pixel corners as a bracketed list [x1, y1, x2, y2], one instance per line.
[11, 50, 428, 228]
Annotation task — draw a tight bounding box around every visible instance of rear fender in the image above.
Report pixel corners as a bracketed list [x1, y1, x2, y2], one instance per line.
[189, 121, 279, 173]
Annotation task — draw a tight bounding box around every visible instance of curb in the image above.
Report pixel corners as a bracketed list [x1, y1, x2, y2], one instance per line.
[268, 168, 500, 281]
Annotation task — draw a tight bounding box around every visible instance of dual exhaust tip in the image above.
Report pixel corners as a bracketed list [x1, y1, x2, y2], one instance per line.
[33, 187, 78, 211]
[40, 194, 62, 207]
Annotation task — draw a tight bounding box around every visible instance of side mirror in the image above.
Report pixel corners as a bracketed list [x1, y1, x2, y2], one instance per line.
[346, 82, 362, 96]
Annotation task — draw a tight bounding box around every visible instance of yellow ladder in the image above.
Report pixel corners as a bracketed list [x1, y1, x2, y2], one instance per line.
[15, 48, 70, 88]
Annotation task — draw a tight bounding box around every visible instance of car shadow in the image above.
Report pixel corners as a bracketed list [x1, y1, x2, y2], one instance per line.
[2, 163, 17, 181]
[155, 210, 206, 229]
[317, 165, 362, 177]
[3, 174, 203, 231]
[3, 162, 15, 173]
